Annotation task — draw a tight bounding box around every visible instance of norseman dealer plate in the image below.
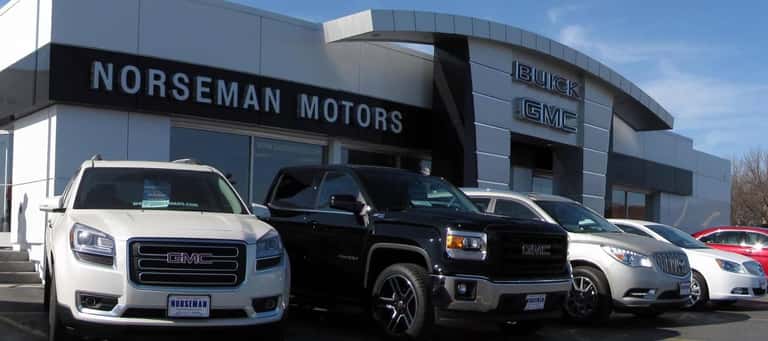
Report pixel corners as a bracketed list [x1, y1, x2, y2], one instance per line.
[168, 295, 211, 318]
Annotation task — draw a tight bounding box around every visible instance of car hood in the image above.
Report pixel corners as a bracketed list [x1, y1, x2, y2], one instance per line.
[686, 247, 756, 264]
[569, 232, 683, 254]
[377, 208, 565, 235]
[68, 210, 274, 244]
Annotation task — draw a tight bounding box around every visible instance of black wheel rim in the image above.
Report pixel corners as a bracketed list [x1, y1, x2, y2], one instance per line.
[687, 277, 701, 308]
[567, 275, 598, 318]
[373, 274, 417, 334]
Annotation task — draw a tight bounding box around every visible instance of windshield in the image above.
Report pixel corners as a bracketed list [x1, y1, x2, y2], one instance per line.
[537, 201, 621, 233]
[647, 224, 709, 249]
[357, 170, 479, 213]
[74, 167, 246, 214]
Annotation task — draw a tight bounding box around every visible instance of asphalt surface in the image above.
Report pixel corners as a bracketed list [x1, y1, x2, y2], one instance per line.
[1, 285, 767, 341]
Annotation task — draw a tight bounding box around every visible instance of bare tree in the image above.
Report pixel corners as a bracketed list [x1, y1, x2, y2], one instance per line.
[731, 149, 768, 225]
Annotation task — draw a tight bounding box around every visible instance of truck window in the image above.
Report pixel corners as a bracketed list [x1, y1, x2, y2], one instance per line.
[470, 198, 491, 212]
[494, 200, 539, 220]
[316, 171, 363, 210]
[271, 170, 317, 209]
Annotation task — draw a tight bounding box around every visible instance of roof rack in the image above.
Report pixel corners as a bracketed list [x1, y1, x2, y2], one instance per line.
[90, 154, 102, 161]
[172, 158, 201, 165]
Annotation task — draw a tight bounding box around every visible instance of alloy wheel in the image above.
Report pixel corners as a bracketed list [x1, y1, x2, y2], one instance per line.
[373, 274, 418, 334]
[687, 277, 702, 308]
[567, 275, 598, 318]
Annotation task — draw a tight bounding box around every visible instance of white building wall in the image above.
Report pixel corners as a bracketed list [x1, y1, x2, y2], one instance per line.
[10, 108, 55, 270]
[0, 0, 52, 70]
[48, 0, 433, 109]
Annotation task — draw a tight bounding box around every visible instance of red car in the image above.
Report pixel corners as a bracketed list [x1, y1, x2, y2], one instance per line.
[693, 226, 768, 277]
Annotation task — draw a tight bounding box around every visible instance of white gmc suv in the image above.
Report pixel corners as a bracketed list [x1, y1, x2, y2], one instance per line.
[40, 158, 289, 341]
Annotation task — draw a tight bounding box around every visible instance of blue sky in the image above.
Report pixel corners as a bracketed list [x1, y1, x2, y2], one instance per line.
[228, 0, 766, 159]
[3, 0, 763, 158]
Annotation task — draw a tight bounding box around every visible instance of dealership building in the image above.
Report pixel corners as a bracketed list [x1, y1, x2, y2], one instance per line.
[0, 0, 730, 268]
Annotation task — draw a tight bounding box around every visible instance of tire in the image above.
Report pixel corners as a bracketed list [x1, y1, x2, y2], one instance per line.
[686, 271, 709, 310]
[564, 266, 612, 323]
[371, 263, 433, 340]
[48, 274, 75, 341]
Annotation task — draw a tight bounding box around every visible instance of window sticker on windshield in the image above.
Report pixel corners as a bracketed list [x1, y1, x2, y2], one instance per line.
[141, 180, 171, 208]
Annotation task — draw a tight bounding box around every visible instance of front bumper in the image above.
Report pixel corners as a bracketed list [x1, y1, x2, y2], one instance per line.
[55, 247, 290, 330]
[431, 275, 572, 322]
[606, 264, 690, 311]
[709, 272, 767, 301]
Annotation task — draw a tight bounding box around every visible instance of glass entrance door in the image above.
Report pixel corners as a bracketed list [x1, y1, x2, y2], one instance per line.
[0, 131, 11, 233]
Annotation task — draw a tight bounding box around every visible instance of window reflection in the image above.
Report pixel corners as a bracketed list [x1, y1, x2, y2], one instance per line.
[252, 137, 324, 203]
[170, 127, 251, 200]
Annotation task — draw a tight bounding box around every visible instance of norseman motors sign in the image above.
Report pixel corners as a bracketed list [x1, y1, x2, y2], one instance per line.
[47, 45, 429, 149]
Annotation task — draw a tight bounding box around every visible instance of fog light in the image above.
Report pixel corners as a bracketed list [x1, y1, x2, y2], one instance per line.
[77, 292, 118, 312]
[455, 280, 477, 301]
[732, 287, 749, 295]
[252, 296, 280, 313]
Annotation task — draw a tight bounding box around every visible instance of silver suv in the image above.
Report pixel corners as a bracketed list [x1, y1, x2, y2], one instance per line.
[462, 189, 691, 321]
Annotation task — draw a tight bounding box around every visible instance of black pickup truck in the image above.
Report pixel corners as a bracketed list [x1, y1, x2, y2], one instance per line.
[263, 165, 571, 339]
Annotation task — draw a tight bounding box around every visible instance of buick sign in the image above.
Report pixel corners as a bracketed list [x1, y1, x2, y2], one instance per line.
[166, 252, 213, 265]
[521, 244, 552, 256]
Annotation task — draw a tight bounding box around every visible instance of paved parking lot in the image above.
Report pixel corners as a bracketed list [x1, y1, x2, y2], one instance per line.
[1, 285, 767, 341]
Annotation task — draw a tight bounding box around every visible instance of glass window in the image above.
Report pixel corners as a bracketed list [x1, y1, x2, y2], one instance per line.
[252, 137, 324, 203]
[270, 170, 317, 209]
[627, 192, 647, 219]
[316, 172, 363, 210]
[744, 232, 768, 248]
[608, 189, 647, 220]
[532, 175, 553, 194]
[646, 224, 709, 249]
[615, 224, 652, 238]
[356, 169, 478, 213]
[170, 127, 251, 200]
[699, 232, 719, 244]
[73, 168, 245, 214]
[609, 190, 626, 218]
[536, 201, 621, 233]
[494, 200, 540, 220]
[343, 149, 397, 167]
[705, 231, 745, 245]
[470, 198, 491, 212]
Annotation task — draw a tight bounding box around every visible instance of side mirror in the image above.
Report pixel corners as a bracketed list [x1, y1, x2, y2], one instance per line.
[251, 203, 271, 220]
[40, 195, 64, 213]
[330, 194, 365, 214]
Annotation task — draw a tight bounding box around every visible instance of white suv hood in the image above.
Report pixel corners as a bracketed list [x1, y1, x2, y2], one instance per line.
[68, 210, 274, 244]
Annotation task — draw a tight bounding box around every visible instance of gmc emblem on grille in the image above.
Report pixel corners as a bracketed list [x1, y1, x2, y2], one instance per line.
[166, 252, 214, 265]
[521, 244, 552, 256]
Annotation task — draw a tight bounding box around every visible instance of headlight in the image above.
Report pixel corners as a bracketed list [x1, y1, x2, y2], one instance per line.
[602, 246, 652, 268]
[445, 229, 487, 261]
[255, 230, 283, 270]
[716, 259, 749, 274]
[70, 223, 115, 266]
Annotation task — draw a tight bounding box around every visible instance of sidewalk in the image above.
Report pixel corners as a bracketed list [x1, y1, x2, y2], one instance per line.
[0, 284, 46, 340]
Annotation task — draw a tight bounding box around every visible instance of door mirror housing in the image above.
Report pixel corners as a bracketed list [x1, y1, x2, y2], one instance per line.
[251, 203, 271, 220]
[40, 195, 64, 213]
[330, 194, 365, 214]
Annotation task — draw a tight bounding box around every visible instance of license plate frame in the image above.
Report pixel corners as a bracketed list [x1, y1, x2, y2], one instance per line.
[679, 282, 691, 297]
[523, 294, 546, 311]
[167, 295, 211, 318]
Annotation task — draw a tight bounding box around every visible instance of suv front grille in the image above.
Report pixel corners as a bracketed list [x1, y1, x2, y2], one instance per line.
[654, 252, 690, 277]
[488, 231, 568, 280]
[129, 239, 246, 287]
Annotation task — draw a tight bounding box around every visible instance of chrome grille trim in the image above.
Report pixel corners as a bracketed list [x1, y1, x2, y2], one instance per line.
[129, 239, 246, 287]
[653, 252, 690, 276]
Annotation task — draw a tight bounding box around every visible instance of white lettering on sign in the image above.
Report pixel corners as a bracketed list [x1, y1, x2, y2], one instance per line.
[88, 61, 407, 135]
[513, 61, 581, 100]
[517, 98, 578, 133]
